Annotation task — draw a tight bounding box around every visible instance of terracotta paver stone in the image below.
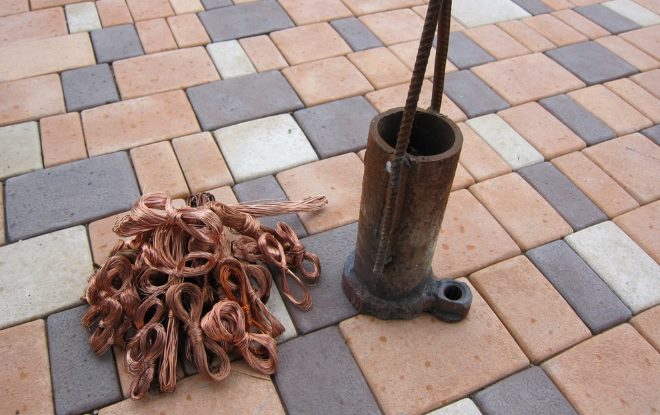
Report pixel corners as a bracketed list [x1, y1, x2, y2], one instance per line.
[270, 22, 351, 65]
[0, 320, 54, 415]
[169, 0, 203, 14]
[135, 18, 177, 54]
[82, 90, 200, 156]
[605, 78, 660, 123]
[347, 47, 412, 89]
[464, 25, 530, 59]
[552, 151, 639, 218]
[40, 112, 88, 167]
[167, 13, 210, 48]
[130, 141, 189, 198]
[278, 0, 352, 25]
[432, 189, 520, 279]
[473, 53, 585, 105]
[0, 0, 28, 17]
[595, 36, 659, 72]
[339, 278, 528, 415]
[88, 211, 131, 265]
[452, 164, 475, 191]
[631, 69, 660, 98]
[0, 74, 65, 127]
[470, 173, 573, 250]
[613, 201, 659, 262]
[277, 153, 363, 234]
[551, 9, 609, 39]
[343, 0, 424, 15]
[172, 132, 234, 193]
[543, 0, 574, 9]
[499, 102, 585, 159]
[125, 0, 173, 21]
[239, 35, 288, 72]
[630, 305, 660, 351]
[0, 7, 67, 47]
[282, 56, 373, 106]
[30, 0, 88, 9]
[458, 122, 511, 182]
[523, 14, 588, 46]
[359, 8, 424, 45]
[113, 47, 219, 99]
[389, 40, 457, 77]
[497, 20, 556, 52]
[543, 324, 660, 414]
[471, 255, 591, 363]
[96, 0, 133, 27]
[621, 25, 660, 60]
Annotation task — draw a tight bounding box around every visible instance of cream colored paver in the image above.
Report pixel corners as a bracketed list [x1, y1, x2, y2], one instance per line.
[0, 184, 4, 246]
[169, 0, 203, 14]
[65, 1, 101, 32]
[207, 40, 256, 78]
[0, 121, 42, 180]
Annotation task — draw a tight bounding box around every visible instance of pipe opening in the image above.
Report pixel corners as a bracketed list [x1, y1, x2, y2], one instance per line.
[378, 110, 455, 156]
[443, 284, 462, 301]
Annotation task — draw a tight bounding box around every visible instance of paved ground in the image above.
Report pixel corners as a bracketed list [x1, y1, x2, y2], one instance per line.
[0, 0, 659, 414]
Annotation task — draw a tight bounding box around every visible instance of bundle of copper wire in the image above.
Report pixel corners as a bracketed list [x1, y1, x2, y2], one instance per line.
[82, 192, 327, 399]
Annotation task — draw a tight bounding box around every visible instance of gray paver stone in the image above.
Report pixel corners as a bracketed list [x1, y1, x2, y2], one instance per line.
[447, 32, 495, 70]
[444, 70, 509, 118]
[509, 0, 552, 15]
[61, 63, 120, 112]
[90, 24, 144, 64]
[575, 4, 640, 34]
[641, 124, 660, 145]
[199, 0, 294, 42]
[330, 17, 383, 51]
[201, 0, 232, 9]
[539, 94, 615, 145]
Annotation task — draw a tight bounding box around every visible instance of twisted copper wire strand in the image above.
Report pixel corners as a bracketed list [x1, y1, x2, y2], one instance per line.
[82, 192, 325, 399]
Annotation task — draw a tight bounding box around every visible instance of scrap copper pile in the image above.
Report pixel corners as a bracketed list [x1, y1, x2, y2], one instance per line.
[82, 192, 327, 399]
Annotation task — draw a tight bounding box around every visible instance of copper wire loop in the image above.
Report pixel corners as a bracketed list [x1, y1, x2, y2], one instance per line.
[82, 192, 326, 399]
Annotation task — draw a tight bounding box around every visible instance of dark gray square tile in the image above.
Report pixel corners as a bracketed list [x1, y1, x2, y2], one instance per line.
[526, 240, 632, 333]
[330, 17, 383, 51]
[510, 0, 552, 15]
[473, 366, 577, 415]
[448, 32, 495, 70]
[187, 70, 303, 131]
[641, 124, 660, 145]
[540, 94, 615, 145]
[201, 0, 232, 9]
[444, 70, 509, 118]
[233, 175, 307, 237]
[294, 96, 377, 158]
[575, 4, 640, 34]
[518, 162, 607, 230]
[546, 41, 638, 85]
[90, 24, 143, 64]
[5, 152, 140, 242]
[274, 326, 381, 415]
[199, 0, 294, 42]
[61, 64, 120, 112]
[47, 305, 122, 415]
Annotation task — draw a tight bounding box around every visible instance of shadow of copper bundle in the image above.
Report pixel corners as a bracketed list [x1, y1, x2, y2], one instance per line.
[82, 192, 327, 399]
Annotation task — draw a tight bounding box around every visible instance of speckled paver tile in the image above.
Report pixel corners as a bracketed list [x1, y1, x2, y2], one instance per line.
[331, 17, 383, 51]
[631, 69, 660, 98]
[167, 13, 210, 48]
[551, 9, 609, 39]
[207, 40, 256, 78]
[642, 124, 660, 144]
[359, 8, 423, 45]
[0, 74, 64, 127]
[279, 0, 351, 25]
[65, 2, 101, 32]
[630, 305, 660, 351]
[47, 305, 123, 415]
[0, 121, 42, 180]
[527, 240, 631, 333]
[0, 320, 54, 415]
[447, 32, 494, 70]
[613, 201, 659, 262]
[464, 25, 530, 60]
[432, 190, 520, 279]
[543, 324, 660, 414]
[199, 0, 294, 42]
[341, 0, 423, 15]
[40, 112, 87, 167]
[135, 18, 177, 53]
[575, 4, 640, 34]
[125, 0, 173, 21]
[91, 24, 144, 63]
[539, 94, 615, 145]
[83, 90, 200, 155]
[523, 14, 587, 46]
[621, 26, 660, 60]
[61, 63, 119, 111]
[0, 7, 67, 47]
[605, 78, 660, 123]
[340, 279, 528, 415]
[547, 41, 638, 85]
[169, 0, 204, 14]
[130, 141, 189, 197]
[348, 47, 411, 89]
[471, 173, 572, 250]
[0, 226, 93, 329]
[172, 132, 233, 192]
[5, 152, 140, 241]
[187, 70, 303, 130]
[603, 0, 660, 26]
[96, 0, 132, 27]
[239, 35, 288, 72]
[294, 96, 377, 158]
[274, 326, 380, 415]
[428, 399, 482, 415]
[496, 20, 556, 52]
[471, 256, 591, 363]
[452, 0, 530, 27]
[458, 123, 511, 182]
[595, 35, 659, 72]
[88, 211, 130, 265]
[565, 221, 660, 313]
[271, 22, 351, 65]
[266, 284, 297, 343]
[444, 70, 509, 118]
[510, 0, 552, 15]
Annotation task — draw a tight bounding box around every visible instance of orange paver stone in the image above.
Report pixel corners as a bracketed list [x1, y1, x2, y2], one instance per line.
[169, 0, 204, 14]
[130, 141, 189, 198]
[88, 211, 132, 265]
[543, 324, 660, 415]
[30, 0, 86, 9]
[452, 164, 475, 191]
[472, 53, 585, 105]
[342, 0, 424, 15]
[135, 18, 177, 54]
[458, 122, 511, 182]
[631, 69, 660, 98]
[605, 78, 660, 123]
[551, 9, 609, 40]
[96, 0, 133, 27]
[389, 40, 457, 77]
[172, 132, 234, 193]
[113, 47, 219, 99]
[595, 36, 659, 72]
[470, 173, 572, 250]
[277, 153, 363, 234]
[0, 0, 28, 17]
[167, 13, 210, 48]
[40, 112, 88, 167]
[523, 14, 587, 46]
[613, 200, 659, 262]
[82, 90, 200, 156]
[635, 0, 660, 14]
[630, 305, 660, 352]
[552, 151, 639, 218]
[464, 25, 530, 59]
[125, 0, 173, 21]
[621, 25, 660, 60]
[278, 0, 352, 25]
[339, 278, 528, 415]
[432, 190, 520, 279]
[0, 7, 67, 47]
[497, 20, 555, 52]
[542, 0, 574, 10]
[359, 9, 424, 45]
[240, 35, 288, 72]
[270, 22, 351, 65]
[471, 255, 591, 363]
[348, 47, 411, 89]
[0, 74, 65, 127]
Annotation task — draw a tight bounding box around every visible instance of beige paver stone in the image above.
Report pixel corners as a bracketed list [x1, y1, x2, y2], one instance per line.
[552, 151, 639, 218]
[0, 0, 28, 17]
[239, 35, 288, 72]
[65, 1, 102, 33]
[498, 102, 585, 159]
[452, 164, 474, 191]
[96, 0, 132, 27]
[470, 173, 572, 250]
[169, 0, 203, 14]
[113, 47, 219, 99]
[342, 0, 424, 15]
[130, 141, 189, 198]
[135, 18, 177, 54]
[83, 90, 200, 156]
[389, 40, 457, 77]
[631, 68, 660, 98]
[30, 0, 87, 9]
[458, 123, 511, 182]
[172, 132, 233, 193]
[428, 399, 482, 415]
[543, 324, 660, 414]
[0, 74, 64, 127]
[40, 112, 88, 167]
[277, 153, 363, 234]
[473, 53, 585, 106]
[88, 211, 131, 265]
[630, 305, 660, 351]
[0, 32, 95, 82]
[0, 184, 4, 246]
[339, 278, 528, 415]
[0, 320, 54, 415]
[0, 7, 67, 47]
[283, 56, 373, 106]
[206, 40, 256, 78]
[278, 0, 352, 25]
[125, 0, 173, 21]
[0, 121, 43, 180]
[523, 14, 587, 46]
[464, 25, 530, 59]
[551, 9, 609, 39]
[167, 13, 209, 48]
[497, 20, 555, 52]
[471, 256, 591, 363]
[359, 8, 424, 45]
[271, 22, 351, 65]
[620, 24, 660, 59]
[613, 200, 659, 262]
[348, 47, 411, 89]
[605, 78, 660, 123]
[595, 35, 659, 71]
[432, 190, 520, 279]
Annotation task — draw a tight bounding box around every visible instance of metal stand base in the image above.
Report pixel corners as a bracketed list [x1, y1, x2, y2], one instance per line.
[341, 251, 472, 322]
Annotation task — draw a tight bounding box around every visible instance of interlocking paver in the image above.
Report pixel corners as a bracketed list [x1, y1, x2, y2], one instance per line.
[510, 0, 552, 15]
[91, 24, 144, 63]
[605, 78, 660, 123]
[48, 305, 123, 415]
[620, 26, 660, 61]
[279, 0, 351, 26]
[266, 285, 297, 343]
[539, 94, 615, 145]
[96, 0, 132, 27]
[613, 201, 659, 262]
[444, 70, 509, 118]
[135, 18, 177, 53]
[330, 17, 383, 51]
[452, 0, 530, 27]
[635, 0, 660, 13]
[125, 0, 173, 21]
[551, 9, 609, 39]
[271, 22, 351, 66]
[453, 164, 475, 191]
[31, 0, 96, 9]
[341, 0, 423, 15]
[0, 0, 28, 17]
[199, 0, 294, 42]
[0, 74, 64, 127]
[0, 320, 54, 415]
[543, 0, 576, 10]
[169, 0, 204, 14]
[239, 35, 288, 72]
[0, 7, 67, 47]
[130, 141, 189, 197]
[187, 70, 303, 130]
[631, 69, 660, 98]
[497, 20, 555, 52]
[428, 399, 482, 415]
[40, 112, 87, 167]
[172, 132, 233, 193]
[595, 35, 659, 72]
[389, 40, 457, 77]
[88, 211, 131, 265]
[447, 32, 494, 70]
[603, 0, 660, 26]
[348, 47, 411, 89]
[642, 124, 660, 145]
[547, 41, 638, 85]
[0, 121, 42, 180]
[630, 305, 660, 351]
[458, 123, 511, 182]
[463, 25, 530, 60]
[167, 13, 210, 48]
[359, 8, 423, 45]
[207, 40, 256, 78]
[0, 226, 93, 329]
[61, 63, 120, 111]
[574, 4, 640, 34]
[65, 2, 101, 33]
[523, 14, 587, 46]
